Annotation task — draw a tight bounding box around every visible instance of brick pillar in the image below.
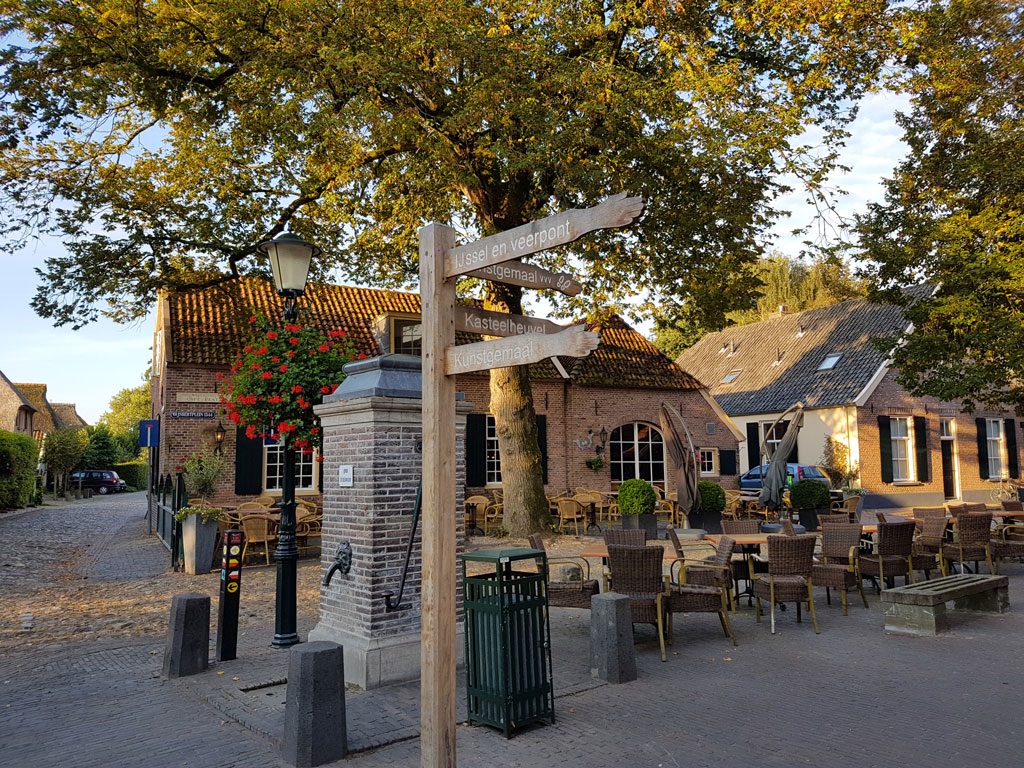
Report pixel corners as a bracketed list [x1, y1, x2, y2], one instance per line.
[309, 354, 470, 689]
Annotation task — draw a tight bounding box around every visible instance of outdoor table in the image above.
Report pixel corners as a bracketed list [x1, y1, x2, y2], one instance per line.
[585, 501, 603, 534]
[579, 544, 676, 563]
[464, 502, 485, 537]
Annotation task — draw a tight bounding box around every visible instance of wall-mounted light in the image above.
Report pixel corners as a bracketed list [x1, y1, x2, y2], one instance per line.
[214, 420, 226, 454]
[590, 426, 609, 455]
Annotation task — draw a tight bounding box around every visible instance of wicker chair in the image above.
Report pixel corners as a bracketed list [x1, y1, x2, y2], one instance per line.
[483, 503, 503, 535]
[556, 497, 586, 536]
[604, 529, 647, 547]
[465, 494, 490, 533]
[942, 512, 995, 575]
[992, 523, 1024, 567]
[236, 500, 271, 513]
[722, 519, 760, 535]
[754, 534, 819, 634]
[667, 535, 737, 646]
[914, 506, 948, 520]
[817, 513, 853, 527]
[860, 520, 916, 590]
[527, 534, 599, 608]
[606, 545, 670, 661]
[240, 514, 277, 565]
[1001, 500, 1024, 512]
[830, 495, 861, 520]
[666, 528, 731, 604]
[812, 523, 868, 615]
[912, 514, 949, 578]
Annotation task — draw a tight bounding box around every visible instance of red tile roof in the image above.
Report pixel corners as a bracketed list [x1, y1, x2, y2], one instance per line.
[165, 278, 700, 391]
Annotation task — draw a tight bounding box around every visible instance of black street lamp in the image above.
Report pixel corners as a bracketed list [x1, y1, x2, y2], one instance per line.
[258, 230, 318, 648]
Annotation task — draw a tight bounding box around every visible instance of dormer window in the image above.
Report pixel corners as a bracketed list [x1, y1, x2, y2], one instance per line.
[389, 317, 422, 356]
[817, 353, 842, 371]
[720, 370, 741, 384]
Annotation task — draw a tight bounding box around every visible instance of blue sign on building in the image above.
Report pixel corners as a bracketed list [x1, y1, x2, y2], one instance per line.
[139, 419, 160, 448]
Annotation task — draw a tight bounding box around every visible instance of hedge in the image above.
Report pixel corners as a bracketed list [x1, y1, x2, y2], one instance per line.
[113, 460, 149, 490]
[0, 430, 39, 510]
[697, 480, 726, 515]
[618, 478, 657, 516]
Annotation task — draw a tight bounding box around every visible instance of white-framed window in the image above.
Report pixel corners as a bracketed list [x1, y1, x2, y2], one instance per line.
[818, 353, 842, 371]
[720, 370, 741, 384]
[940, 418, 955, 440]
[485, 415, 502, 485]
[761, 421, 786, 462]
[699, 448, 719, 477]
[390, 317, 422, 356]
[987, 419, 1006, 479]
[890, 417, 913, 482]
[264, 442, 317, 493]
[609, 422, 666, 488]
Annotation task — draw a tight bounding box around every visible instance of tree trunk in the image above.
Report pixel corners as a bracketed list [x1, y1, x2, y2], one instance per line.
[484, 282, 549, 536]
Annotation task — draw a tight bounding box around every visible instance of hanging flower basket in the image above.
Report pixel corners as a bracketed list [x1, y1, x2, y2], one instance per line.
[219, 312, 360, 455]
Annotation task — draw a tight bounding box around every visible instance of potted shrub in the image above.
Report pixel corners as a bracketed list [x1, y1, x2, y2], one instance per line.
[618, 478, 658, 540]
[696, 480, 726, 533]
[179, 449, 226, 574]
[175, 503, 223, 575]
[791, 479, 832, 532]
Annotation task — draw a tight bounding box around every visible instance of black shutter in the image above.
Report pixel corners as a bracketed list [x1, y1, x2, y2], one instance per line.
[1005, 418, 1019, 479]
[536, 414, 548, 484]
[318, 460, 325, 493]
[719, 449, 738, 476]
[878, 416, 893, 484]
[234, 427, 264, 495]
[913, 415, 929, 482]
[465, 413, 487, 487]
[977, 418, 990, 480]
[746, 422, 760, 470]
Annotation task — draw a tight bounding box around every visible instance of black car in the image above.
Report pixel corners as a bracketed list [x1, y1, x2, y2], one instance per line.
[69, 470, 125, 494]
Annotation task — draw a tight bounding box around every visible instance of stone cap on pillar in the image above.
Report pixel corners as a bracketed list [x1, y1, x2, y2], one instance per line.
[326, 354, 466, 402]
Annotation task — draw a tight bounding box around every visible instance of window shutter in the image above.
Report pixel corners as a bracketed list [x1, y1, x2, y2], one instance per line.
[976, 418, 989, 480]
[234, 427, 264, 495]
[878, 416, 893, 484]
[1005, 418, 1019, 479]
[465, 414, 487, 487]
[746, 423, 760, 470]
[913, 415, 929, 482]
[536, 414, 548, 485]
[719, 449, 738, 476]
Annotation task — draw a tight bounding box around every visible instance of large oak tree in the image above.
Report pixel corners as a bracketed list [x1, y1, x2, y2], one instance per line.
[1, 1, 896, 534]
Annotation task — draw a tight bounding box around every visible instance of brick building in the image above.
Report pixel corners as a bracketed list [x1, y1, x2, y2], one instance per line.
[150, 278, 741, 506]
[677, 298, 1021, 508]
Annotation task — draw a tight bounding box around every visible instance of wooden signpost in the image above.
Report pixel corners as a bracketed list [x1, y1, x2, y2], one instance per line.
[418, 193, 645, 768]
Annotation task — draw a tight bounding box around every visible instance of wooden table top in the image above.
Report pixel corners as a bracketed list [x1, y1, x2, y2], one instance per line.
[579, 545, 677, 561]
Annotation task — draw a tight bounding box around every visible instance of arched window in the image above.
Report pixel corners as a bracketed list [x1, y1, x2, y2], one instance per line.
[609, 422, 666, 488]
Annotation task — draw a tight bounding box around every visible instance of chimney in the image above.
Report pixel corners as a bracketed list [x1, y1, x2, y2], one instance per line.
[777, 304, 790, 314]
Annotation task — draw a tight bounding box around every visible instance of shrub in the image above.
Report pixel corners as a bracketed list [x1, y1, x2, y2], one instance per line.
[697, 480, 725, 515]
[181, 449, 226, 499]
[0, 430, 39, 509]
[113, 460, 148, 489]
[820, 436, 859, 488]
[791, 478, 832, 510]
[617, 478, 656, 516]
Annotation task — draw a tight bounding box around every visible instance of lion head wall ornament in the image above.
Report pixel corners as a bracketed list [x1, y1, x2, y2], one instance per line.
[322, 541, 353, 587]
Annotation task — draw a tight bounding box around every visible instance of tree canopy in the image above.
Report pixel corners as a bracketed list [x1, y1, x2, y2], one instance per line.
[856, 0, 1024, 410]
[98, 382, 151, 459]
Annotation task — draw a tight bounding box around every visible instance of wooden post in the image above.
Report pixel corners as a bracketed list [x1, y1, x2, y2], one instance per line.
[419, 222, 458, 768]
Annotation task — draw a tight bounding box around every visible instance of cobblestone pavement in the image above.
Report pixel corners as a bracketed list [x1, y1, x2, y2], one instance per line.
[3, 499, 1024, 768]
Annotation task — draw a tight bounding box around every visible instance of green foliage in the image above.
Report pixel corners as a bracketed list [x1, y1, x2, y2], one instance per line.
[43, 428, 87, 478]
[617, 479, 656, 517]
[791, 478, 832, 510]
[856, 0, 1024, 410]
[174, 504, 223, 525]
[113, 460, 148, 490]
[221, 314, 357, 452]
[585, 455, 604, 471]
[0, 429, 39, 509]
[819, 436, 859, 488]
[99, 383, 150, 460]
[181, 449, 225, 500]
[81, 425, 118, 469]
[697, 480, 726, 515]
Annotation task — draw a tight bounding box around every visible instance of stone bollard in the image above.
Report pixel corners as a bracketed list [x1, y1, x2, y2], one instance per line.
[282, 641, 348, 767]
[590, 592, 637, 684]
[162, 592, 210, 678]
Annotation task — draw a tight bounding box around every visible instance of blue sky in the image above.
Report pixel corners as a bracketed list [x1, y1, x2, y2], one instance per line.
[0, 92, 908, 424]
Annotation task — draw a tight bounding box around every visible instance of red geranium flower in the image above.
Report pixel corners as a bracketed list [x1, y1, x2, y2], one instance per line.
[279, 364, 288, 373]
[285, 324, 301, 333]
[261, 371, 273, 380]
[268, 395, 283, 405]
[215, 372, 224, 381]
[317, 344, 330, 352]
[291, 385, 303, 394]
[289, 337, 301, 346]
[310, 426, 320, 435]
[243, 345, 252, 353]
[245, 425, 258, 439]
[249, 315, 257, 324]
[250, 362, 262, 371]
[320, 385, 332, 395]
[256, 345, 268, 355]
[271, 356, 280, 363]
[358, 353, 367, 359]
[286, 350, 296, 358]
[266, 331, 278, 339]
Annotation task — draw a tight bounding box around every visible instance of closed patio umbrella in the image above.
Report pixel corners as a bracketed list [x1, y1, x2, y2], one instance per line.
[758, 403, 804, 515]
[658, 402, 702, 529]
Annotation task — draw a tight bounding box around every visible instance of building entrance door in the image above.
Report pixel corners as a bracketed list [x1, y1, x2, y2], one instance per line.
[939, 417, 958, 500]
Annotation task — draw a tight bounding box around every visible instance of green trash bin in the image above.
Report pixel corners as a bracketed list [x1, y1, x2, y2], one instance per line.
[460, 548, 555, 738]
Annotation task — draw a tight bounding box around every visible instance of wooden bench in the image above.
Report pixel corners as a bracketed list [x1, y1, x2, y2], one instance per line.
[881, 574, 1009, 636]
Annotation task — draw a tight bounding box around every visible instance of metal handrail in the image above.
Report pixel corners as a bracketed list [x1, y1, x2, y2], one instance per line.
[384, 481, 422, 612]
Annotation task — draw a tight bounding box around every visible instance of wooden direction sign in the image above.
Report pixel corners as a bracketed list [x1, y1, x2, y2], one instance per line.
[445, 192, 645, 279]
[446, 325, 599, 375]
[464, 261, 582, 296]
[455, 305, 564, 338]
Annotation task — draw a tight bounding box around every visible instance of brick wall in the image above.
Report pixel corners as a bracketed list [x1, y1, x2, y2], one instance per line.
[859, 369, 1020, 506]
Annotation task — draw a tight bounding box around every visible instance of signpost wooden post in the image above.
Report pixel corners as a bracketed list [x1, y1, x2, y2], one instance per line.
[418, 193, 644, 768]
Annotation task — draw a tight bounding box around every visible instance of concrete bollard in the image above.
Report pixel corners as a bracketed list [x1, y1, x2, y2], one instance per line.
[282, 641, 348, 767]
[590, 592, 637, 684]
[162, 592, 210, 679]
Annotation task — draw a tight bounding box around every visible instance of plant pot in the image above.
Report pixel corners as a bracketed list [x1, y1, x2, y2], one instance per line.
[797, 507, 825, 532]
[182, 516, 219, 575]
[638, 513, 658, 541]
[621, 515, 639, 530]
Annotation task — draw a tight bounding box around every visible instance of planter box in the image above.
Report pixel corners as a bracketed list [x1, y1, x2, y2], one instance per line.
[797, 507, 826, 532]
[182, 516, 219, 575]
[622, 513, 658, 540]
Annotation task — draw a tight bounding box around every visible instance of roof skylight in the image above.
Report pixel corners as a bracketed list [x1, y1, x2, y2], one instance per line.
[817, 353, 842, 371]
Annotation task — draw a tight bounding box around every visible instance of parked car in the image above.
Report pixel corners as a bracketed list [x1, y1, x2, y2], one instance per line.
[739, 463, 831, 492]
[69, 470, 125, 494]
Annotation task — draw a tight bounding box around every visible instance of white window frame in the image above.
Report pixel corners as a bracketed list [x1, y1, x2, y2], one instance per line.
[699, 448, 719, 477]
[760, 421, 787, 463]
[263, 442, 318, 494]
[389, 316, 422, 356]
[818, 353, 842, 371]
[485, 415, 502, 486]
[890, 416, 914, 482]
[987, 419, 1007, 479]
[609, 422, 666, 489]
